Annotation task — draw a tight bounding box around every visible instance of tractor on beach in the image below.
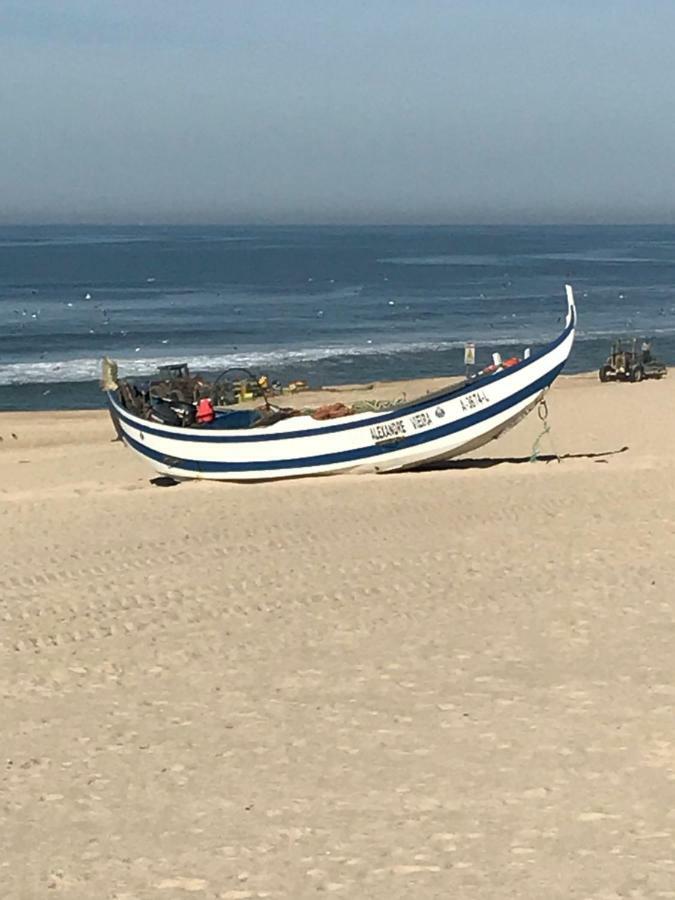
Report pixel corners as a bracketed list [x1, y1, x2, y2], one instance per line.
[599, 339, 667, 383]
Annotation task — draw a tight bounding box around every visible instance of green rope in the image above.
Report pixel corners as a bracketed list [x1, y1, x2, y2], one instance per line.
[529, 399, 560, 463]
[351, 396, 406, 413]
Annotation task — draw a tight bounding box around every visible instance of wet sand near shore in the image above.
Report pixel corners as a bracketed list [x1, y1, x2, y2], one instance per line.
[2, 373, 675, 899]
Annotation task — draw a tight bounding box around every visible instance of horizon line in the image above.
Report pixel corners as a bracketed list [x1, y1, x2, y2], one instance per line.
[3, 221, 675, 229]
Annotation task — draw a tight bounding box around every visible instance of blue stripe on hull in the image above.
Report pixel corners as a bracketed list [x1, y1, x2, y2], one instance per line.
[121, 363, 563, 475]
[109, 316, 574, 445]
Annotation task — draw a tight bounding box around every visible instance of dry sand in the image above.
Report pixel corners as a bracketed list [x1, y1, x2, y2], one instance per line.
[1, 374, 674, 899]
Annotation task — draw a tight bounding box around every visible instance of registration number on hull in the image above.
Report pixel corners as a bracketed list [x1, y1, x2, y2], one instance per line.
[459, 389, 489, 412]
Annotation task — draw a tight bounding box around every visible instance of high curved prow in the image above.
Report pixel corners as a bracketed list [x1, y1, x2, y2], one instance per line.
[564, 284, 577, 330]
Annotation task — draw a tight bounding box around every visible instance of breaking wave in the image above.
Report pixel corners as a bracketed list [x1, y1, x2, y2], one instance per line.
[0, 333, 558, 386]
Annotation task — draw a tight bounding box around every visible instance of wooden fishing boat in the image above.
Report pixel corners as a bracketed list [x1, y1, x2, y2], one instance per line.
[106, 285, 577, 482]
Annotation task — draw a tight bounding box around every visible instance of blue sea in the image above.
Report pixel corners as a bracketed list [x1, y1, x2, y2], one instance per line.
[2, 224, 675, 411]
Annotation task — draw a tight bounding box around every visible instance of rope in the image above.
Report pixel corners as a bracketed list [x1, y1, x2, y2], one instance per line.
[351, 396, 407, 413]
[529, 397, 560, 463]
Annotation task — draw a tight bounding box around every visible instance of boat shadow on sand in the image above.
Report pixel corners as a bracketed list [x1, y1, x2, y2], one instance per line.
[415, 446, 629, 472]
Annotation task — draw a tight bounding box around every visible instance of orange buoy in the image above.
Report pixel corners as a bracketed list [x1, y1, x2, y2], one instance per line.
[195, 397, 215, 424]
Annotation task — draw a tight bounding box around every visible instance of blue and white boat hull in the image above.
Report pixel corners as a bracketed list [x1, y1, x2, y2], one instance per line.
[108, 286, 577, 482]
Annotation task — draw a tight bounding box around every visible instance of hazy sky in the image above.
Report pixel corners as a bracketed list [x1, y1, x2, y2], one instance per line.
[2, 0, 675, 224]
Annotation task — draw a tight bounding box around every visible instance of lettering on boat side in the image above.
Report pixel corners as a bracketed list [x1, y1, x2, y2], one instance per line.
[370, 419, 407, 443]
[409, 411, 432, 430]
[459, 390, 489, 412]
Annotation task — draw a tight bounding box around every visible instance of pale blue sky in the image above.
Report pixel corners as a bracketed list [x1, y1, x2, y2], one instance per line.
[2, 1, 675, 223]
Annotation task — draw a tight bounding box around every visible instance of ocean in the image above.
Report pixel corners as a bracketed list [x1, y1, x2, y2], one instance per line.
[2, 224, 675, 411]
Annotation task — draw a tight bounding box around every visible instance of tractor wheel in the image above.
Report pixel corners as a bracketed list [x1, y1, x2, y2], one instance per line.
[630, 365, 644, 383]
[599, 366, 611, 383]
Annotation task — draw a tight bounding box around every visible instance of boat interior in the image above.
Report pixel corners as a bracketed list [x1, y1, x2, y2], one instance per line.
[114, 350, 530, 432]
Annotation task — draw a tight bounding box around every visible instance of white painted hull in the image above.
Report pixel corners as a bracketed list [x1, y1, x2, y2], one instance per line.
[108, 286, 577, 482]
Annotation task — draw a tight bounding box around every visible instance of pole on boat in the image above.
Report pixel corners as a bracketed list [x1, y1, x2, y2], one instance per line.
[464, 342, 475, 378]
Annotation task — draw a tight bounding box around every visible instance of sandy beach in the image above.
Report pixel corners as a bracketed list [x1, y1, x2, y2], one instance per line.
[2, 373, 675, 899]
